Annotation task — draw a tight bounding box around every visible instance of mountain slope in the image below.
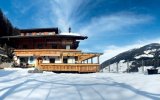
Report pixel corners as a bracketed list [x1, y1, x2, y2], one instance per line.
[101, 43, 160, 71]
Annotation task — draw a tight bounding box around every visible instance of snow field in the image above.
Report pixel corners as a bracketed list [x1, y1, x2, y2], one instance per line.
[0, 68, 160, 100]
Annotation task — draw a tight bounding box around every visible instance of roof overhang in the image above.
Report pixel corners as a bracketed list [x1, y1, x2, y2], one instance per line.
[0, 34, 88, 40]
[16, 54, 34, 56]
[39, 53, 60, 56]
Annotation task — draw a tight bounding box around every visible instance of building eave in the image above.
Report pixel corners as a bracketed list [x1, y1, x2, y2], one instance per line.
[0, 34, 88, 40]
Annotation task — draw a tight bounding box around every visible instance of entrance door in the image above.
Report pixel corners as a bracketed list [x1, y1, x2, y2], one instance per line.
[20, 57, 28, 67]
[20, 57, 28, 63]
[50, 58, 55, 63]
[63, 58, 68, 63]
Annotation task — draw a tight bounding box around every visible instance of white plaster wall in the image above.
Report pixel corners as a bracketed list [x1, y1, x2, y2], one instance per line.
[16, 58, 20, 65]
[42, 57, 62, 63]
[55, 57, 61, 63]
[42, 57, 50, 63]
[14, 56, 20, 65]
[68, 57, 75, 64]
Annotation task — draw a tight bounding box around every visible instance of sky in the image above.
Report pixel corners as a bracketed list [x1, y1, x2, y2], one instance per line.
[1, 0, 160, 62]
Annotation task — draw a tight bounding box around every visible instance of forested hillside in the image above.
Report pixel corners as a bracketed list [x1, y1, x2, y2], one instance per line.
[0, 9, 19, 37]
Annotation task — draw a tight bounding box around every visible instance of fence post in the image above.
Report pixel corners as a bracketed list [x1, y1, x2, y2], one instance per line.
[127, 60, 129, 73]
[108, 61, 110, 72]
[142, 60, 144, 73]
[116, 62, 118, 73]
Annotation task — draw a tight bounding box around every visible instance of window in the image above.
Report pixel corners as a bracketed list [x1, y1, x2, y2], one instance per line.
[30, 57, 34, 61]
[52, 44, 57, 49]
[50, 58, 55, 63]
[48, 32, 53, 35]
[23, 45, 28, 49]
[66, 45, 70, 50]
[75, 57, 78, 63]
[26, 33, 30, 36]
[37, 33, 40, 35]
[37, 44, 43, 49]
[41, 33, 44, 35]
[29, 57, 34, 63]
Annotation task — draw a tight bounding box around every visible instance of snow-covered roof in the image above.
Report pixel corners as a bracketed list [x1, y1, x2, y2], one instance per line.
[60, 32, 86, 37]
[1, 33, 88, 40]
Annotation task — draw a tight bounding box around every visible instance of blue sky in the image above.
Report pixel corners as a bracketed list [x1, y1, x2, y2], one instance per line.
[1, 0, 160, 62]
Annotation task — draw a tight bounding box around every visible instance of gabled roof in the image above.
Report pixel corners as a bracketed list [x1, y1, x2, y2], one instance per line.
[0, 34, 88, 40]
[0, 27, 88, 40]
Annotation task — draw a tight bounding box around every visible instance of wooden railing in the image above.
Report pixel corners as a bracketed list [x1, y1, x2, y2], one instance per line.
[38, 63, 100, 73]
[14, 49, 81, 52]
[14, 49, 81, 56]
[14, 49, 80, 52]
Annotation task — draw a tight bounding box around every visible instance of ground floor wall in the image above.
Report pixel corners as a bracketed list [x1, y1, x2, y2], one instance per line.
[13, 56, 100, 72]
[13, 49, 102, 72]
[14, 56, 35, 67]
[14, 56, 77, 67]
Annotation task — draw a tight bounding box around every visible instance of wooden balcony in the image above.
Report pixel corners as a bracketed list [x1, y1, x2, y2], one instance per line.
[14, 49, 102, 73]
[38, 63, 100, 73]
[14, 49, 102, 62]
[14, 49, 81, 57]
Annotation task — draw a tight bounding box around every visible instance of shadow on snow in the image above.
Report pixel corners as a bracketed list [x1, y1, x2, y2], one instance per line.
[0, 74, 160, 100]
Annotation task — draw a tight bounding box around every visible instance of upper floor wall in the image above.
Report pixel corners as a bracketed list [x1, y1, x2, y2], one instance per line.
[11, 37, 79, 49]
[19, 28, 59, 36]
[0, 27, 87, 50]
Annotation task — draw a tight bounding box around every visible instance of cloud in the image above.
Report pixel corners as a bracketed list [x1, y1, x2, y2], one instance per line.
[12, 0, 35, 14]
[25, 0, 154, 35]
[100, 38, 160, 63]
[80, 12, 154, 37]
[48, 0, 91, 32]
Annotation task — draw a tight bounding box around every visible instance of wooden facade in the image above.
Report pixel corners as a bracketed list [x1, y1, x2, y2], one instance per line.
[0, 28, 102, 73]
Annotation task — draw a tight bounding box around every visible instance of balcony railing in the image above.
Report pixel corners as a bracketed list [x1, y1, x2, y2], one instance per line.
[39, 63, 100, 73]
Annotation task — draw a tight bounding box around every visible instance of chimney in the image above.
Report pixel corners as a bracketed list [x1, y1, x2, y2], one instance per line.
[69, 27, 71, 33]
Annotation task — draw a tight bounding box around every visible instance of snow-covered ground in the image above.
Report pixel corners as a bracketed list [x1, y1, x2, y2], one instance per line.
[0, 68, 160, 100]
